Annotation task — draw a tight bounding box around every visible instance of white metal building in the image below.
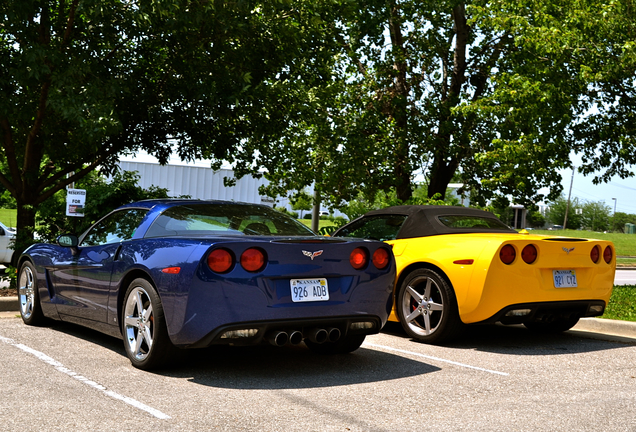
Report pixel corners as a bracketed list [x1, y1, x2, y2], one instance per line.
[118, 161, 277, 206]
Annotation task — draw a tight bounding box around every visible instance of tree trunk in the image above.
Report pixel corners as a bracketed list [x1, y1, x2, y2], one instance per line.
[427, 4, 469, 201]
[388, 1, 412, 203]
[13, 200, 38, 266]
[428, 157, 460, 200]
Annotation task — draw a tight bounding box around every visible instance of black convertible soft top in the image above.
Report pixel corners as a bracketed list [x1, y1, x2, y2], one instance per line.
[335, 205, 517, 240]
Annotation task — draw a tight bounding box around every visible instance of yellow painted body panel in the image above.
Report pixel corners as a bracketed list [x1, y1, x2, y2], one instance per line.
[386, 233, 615, 324]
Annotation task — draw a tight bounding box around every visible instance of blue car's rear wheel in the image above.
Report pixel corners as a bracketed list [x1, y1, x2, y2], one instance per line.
[18, 261, 46, 326]
[122, 278, 175, 370]
[396, 268, 463, 344]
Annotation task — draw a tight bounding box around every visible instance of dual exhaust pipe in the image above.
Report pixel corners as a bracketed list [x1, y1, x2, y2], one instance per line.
[266, 327, 341, 347]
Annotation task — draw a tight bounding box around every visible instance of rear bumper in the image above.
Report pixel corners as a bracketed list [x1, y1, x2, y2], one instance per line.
[474, 299, 607, 325]
[178, 315, 382, 348]
[162, 270, 394, 346]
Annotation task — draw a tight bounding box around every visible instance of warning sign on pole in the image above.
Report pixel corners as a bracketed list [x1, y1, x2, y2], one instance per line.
[66, 189, 86, 217]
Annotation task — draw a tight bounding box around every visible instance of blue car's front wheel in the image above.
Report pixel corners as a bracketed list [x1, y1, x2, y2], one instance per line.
[18, 261, 46, 326]
[122, 278, 175, 370]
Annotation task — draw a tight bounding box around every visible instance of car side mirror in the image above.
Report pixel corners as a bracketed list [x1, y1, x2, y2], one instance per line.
[57, 234, 79, 255]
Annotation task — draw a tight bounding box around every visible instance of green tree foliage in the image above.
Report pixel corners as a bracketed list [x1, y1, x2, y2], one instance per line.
[290, 191, 313, 219]
[580, 200, 611, 232]
[339, 187, 448, 221]
[526, 210, 546, 229]
[546, 195, 582, 230]
[0, 0, 336, 256]
[482, 0, 636, 185]
[0, 190, 16, 209]
[253, 0, 581, 210]
[274, 206, 298, 219]
[36, 170, 171, 243]
[613, 212, 636, 233]
[547, 196, 615, 232]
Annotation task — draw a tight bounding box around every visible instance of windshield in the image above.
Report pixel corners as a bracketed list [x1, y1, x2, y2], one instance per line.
[145, 203, 315, 237]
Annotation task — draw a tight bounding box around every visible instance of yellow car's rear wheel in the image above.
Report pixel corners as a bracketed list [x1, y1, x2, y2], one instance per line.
[396, 268, 463, 344]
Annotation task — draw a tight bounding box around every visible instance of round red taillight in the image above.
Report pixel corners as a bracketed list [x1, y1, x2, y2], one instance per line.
[603, 246, 613, 264]
[521, 244, 537, 264]
[500, 244, 516, 265]
[372, 248, 390, 269]
[240, 248, 266, 272]
[590, 245, 601, 263]
[350, 247, 368, 270]
[208, 248, 234, 273]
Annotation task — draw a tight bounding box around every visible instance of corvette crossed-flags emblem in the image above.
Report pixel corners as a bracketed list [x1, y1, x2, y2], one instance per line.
[562, 247, 575, 254]
[302, 250, 323, 260]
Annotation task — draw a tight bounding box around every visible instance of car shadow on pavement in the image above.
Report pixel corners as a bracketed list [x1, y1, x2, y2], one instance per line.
[46, 320, 442, 388]
[382, 321, 634, 356]
[49, 321, 127, 354]
[168, 343, 441, 389]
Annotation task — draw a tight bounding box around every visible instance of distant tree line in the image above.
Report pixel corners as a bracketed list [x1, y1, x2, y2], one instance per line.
[545, 195, 636, 232]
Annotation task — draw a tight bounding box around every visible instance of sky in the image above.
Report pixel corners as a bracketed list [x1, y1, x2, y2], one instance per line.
[555, 167, 636, 215]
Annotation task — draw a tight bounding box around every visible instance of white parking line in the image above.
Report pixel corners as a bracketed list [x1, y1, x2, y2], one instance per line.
[364, 342, 509, 376]
[0, 334, 171, 420]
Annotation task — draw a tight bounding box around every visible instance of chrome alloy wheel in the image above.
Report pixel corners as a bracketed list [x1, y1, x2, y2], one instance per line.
[123, 286, 155, 361]
[400, 275, 444, 337]
[18, 264, 35, 319]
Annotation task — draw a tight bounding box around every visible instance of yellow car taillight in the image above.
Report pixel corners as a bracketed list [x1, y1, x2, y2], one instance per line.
[603, 246, 613, 264]
[590, 245, 601, 263]
[500, 244, 516, 265]
[521, 244, 537, 264]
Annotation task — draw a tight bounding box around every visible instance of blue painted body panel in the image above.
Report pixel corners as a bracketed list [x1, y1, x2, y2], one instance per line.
[21, 200, 395, 347]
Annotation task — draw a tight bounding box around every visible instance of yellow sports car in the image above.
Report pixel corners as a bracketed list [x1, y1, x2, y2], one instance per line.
[333, 206, 616, 343]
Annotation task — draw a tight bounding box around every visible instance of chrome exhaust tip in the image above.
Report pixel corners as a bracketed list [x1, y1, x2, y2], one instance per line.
[307, 328, 328, 344]
[327, 327, 341, 342]
[266, 331, 288, 347]
[288, 330, 303, 345]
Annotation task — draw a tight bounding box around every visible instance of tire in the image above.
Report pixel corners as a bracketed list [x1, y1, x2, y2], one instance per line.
[305, 334, 366, 354]
[523, 317, 580, 334]
[18, 261, 47, 326]
[121, 278, 176, 370]
[396, 268, 463, 344]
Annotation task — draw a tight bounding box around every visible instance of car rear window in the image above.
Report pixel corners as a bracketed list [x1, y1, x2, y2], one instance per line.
[437, 215, 512, 231]
[145, 203, 315, 237]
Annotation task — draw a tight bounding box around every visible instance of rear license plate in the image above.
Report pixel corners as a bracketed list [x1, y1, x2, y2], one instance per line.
[290, 278, 329, 302]
[553, 270, 577, 288]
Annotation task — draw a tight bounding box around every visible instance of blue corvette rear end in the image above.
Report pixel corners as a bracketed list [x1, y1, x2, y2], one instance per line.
[130, 236, 393, 348]
[18, 200, 395, 370]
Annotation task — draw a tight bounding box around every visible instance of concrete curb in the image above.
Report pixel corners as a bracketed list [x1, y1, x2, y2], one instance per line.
[573, 317, 636, 339]
[0, 296, 18, 312]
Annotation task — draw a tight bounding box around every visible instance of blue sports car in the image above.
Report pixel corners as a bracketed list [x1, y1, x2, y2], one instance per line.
[18, 200, 395, 370]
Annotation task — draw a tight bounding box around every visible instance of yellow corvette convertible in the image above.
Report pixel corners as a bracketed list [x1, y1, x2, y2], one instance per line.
[333, 206, 616, 343]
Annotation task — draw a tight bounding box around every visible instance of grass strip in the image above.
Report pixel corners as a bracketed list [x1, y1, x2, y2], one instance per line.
[601, 285, 636, 322]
